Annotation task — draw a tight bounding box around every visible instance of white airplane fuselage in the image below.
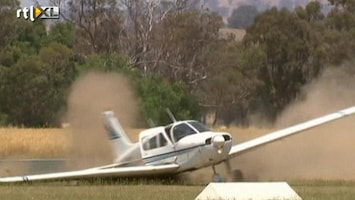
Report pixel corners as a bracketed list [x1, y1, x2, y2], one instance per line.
[112, 121, 233, 173]
[142, 131, 232, 172]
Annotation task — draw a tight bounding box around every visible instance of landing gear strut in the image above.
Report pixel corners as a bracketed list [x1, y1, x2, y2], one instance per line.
[212, 165, 223, 182]
[211, 161, 244, 182]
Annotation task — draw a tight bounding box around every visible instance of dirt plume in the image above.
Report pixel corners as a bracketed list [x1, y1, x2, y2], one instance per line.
[187, 64, 355, 182]
[64, 72, 139, 170]
[231, 64, 355, 181]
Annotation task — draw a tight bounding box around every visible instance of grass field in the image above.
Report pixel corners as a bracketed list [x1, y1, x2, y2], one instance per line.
[0, 182, 203, 200]
[0, 128, 69, 158]
[292, 180, 355, 200]
[1, 180, 355, 200]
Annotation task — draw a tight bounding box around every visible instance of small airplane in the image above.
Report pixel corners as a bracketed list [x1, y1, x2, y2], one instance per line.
[1, 106, 355, 183]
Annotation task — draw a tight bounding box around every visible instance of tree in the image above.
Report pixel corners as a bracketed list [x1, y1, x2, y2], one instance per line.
[227, 5, 259, 29]
[12, 20, 48, 55]
[116, 0, 224, 81]
[243, 8, 326, 121]
[328, 0, 355, 12]
[0, 65, 8, 125]
[55, 0, 124, 54]
[0, 55, 53, 126]
[195, 40, 263, 126]
[0, 0, 20, 49]
[0, 43, 76, 127]
[136, 75, 200, 125]
[296, 1, 324, 23]
[54, 0, 224, 86]
[150, 9, 224, 87]
[0, 46, 22, 68]
[45, 22, 77, 48]
[323, 1, 355, 64]
[39, 42, 77, 90]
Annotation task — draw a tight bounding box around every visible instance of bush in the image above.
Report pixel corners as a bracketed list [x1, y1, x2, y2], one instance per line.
[136, 75, 200, 125]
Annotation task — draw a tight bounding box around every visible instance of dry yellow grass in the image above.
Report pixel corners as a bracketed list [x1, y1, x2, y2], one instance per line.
[0, 126, 269, 159]
[0, 127, 144, 159]
[0, 128, 69, 159]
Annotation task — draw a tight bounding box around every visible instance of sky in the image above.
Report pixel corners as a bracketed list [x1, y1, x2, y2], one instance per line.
[20, 0, 50, 7]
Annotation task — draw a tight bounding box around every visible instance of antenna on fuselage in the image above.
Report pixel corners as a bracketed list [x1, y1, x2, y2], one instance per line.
[147, 118, 156, 128]
[166, 108, 177, 123]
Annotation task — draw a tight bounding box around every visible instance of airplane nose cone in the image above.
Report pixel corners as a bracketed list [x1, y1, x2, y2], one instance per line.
[212, 135, 225, 149]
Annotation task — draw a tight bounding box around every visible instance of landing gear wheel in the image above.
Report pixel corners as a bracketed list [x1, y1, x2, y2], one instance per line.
[212, 173, 223, 182]
[232, 169, 244, 181]
[211, 165, 223, 182]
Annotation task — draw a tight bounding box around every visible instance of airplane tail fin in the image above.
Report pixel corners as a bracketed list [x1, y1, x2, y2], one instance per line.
[102, 111, 134, 158]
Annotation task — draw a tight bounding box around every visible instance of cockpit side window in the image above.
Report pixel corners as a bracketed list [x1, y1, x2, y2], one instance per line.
[142, 133, 168, 150]
[158, 133, 168, 147]
[149, 136, 158, 149]
[172, 123, 196, 142]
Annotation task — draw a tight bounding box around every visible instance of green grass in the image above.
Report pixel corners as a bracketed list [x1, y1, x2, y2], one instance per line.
[1, 180, 355, 200]
[291, 180, 355, 200]
[0, 183, 202, 200]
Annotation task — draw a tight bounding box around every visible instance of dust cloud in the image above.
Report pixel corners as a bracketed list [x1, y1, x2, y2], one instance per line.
[187, 63, 355, 182]
[64, 72, 139, 170]
[232, 64, 355, 181]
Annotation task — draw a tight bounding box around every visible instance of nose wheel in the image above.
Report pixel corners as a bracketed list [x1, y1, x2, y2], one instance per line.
[212, 165, 223, 182]
[211, 164, 244, 182]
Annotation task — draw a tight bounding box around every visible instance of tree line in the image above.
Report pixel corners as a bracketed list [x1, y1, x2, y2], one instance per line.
[0, 0, 354, 127]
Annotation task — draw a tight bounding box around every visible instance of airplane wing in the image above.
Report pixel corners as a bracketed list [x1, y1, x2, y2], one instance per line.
[229, 106, 355, 157]
[0, 164, 179, 183]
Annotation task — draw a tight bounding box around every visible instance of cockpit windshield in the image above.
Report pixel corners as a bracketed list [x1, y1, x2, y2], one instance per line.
[172, 123, 196, 142]
[169, 121, 210, 143]
[188, 121, 210, 132]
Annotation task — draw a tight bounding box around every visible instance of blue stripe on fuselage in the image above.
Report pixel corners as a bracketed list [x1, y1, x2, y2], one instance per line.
[143, 144, 205, 164]
[104, 125, 121, 140]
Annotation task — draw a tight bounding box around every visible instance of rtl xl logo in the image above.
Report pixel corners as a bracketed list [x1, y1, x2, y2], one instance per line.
[16, 6, 60, 22]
